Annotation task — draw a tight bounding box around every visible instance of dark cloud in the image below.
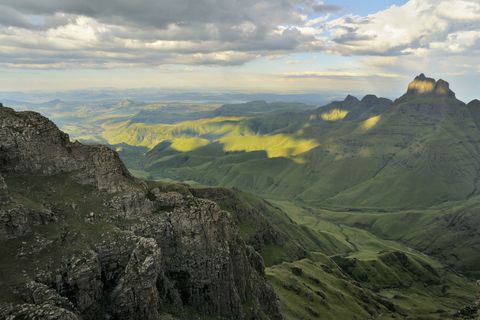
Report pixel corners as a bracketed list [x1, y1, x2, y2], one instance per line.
[0, 0, 308, 29]
[0, 0, 330, 67]
[0, 0, 477, 69]
[313, 4, 341, 13]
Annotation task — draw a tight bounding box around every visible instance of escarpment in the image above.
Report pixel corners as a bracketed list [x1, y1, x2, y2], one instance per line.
[0, 106, 133, 193]
[0, 104, 283, 320]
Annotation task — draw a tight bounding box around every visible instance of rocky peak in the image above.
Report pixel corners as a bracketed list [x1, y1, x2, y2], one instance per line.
[344, 95, 360, 104]
[468, 99, 480, 108]
[361, 94, 379, 104]
[0, 105, 133, 193]
[404, 73, 456, 99]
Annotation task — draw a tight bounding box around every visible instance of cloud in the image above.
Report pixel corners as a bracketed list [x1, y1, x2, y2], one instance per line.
[283, 70, 400, 79]
[0, 0, 325, 68]
[321, 0, 480, 56]
[313, 4, 342, 13]
[0, 0, 478, 71]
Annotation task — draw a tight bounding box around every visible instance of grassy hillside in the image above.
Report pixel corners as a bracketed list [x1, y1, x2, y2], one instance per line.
[102, 79, 480, 302]
[108, 81, 480, 213]
[309, 198, 480, 278]
[265, 200, 477, 320]
[182, 188, 478, 319]
[5, 90, 480, 319]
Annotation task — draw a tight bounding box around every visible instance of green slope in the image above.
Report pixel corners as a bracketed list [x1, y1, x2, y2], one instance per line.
[314, 198, 480, 278]
[108, 76, 480, 212]
[86, 76, 480, 318]
[265, 200, 477, 320]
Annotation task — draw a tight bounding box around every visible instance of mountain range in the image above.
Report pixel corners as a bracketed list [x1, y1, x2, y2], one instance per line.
[0, 75, 479, 319]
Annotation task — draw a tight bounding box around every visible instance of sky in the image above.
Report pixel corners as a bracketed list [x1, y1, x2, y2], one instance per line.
[0, 0, 478, 101]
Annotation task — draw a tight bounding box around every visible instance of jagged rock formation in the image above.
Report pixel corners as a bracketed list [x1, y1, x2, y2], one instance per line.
[310, 93, 393, 122]
[401, 73, 456, 99]
[190, 187, 310, 265]
[0, 106, 133, 193]
[0, 205, 56, 240]
[0, 104, 283, 320]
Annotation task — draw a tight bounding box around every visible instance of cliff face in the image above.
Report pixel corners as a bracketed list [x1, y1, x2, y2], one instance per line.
[0, 106, 133, 193]
[0, 105, 283, 320]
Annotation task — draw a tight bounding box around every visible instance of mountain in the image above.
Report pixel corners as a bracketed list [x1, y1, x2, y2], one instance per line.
[95, 75, 480, 284]
[210, 100, 315, 117]
[309, 94, 392, 121]
[1, 101, 477, 319]
[115, 75, 480, 210]
[399, 73, 456, 100]
[0, 104, 283, 320]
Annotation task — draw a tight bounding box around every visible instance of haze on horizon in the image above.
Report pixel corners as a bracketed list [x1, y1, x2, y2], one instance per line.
[0, 0, 479, 101]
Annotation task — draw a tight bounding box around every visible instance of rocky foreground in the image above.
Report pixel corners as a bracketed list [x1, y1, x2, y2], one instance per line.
[0, 104, 283, 320]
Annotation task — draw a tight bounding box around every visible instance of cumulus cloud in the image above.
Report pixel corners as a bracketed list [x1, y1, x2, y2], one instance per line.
[0, 0, 478, 70]
[0, 0, 325, 68]
[322, 0, 480, 56]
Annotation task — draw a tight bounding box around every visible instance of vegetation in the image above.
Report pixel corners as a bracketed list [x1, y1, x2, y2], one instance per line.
[14, 77, 480, 319]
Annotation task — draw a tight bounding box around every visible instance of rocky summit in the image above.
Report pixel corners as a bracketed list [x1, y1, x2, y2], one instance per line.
[0, 105, 133, 193]
[402, 73, 456, 99]
[0, 105, 283, 320]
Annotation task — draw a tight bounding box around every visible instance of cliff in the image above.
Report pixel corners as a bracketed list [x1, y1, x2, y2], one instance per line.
[0, 104, 283, 320]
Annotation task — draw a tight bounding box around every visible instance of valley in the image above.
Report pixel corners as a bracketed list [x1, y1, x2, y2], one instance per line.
[2, 74, 480, 319]
[2, 0, 479, 318]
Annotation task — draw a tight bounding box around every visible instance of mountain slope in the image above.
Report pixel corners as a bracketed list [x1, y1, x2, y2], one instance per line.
[115, 75, 480, 211]
[1, 103, 477, 320]
[0, 104, 283, 320]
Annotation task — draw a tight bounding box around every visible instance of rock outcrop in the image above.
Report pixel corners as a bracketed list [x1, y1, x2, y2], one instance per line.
[0, 175, 10, 205]
[0, 105, 283, 320]
[110, 237, 163, 320]
[0, 205, 56, 240]
[107, 190, 284, 319]
[0, 106, 133, 193]
[401, 73, 456, 99]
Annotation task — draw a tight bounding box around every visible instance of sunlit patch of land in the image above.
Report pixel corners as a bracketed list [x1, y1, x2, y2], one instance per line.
[361, 115, 381, 131]
[170, 137, 210, 152]
[219, 134, 319, 158]
[102, 116, 318, 160]
[408, 79, 435, 94]
[102, 116, 248, 148]
[320, 108, 349, 121]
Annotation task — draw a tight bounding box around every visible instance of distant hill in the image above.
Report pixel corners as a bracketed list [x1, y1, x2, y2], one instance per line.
[103, 75, 480, 280]
[210, 100, 316, 117]
[113, 75, 480, 211]
[1, 94, 478, 319]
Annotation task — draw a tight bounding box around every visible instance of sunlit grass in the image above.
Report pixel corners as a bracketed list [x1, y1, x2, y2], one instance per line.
[320, 108, 349, 121]
[102, 116, 318, 159]
[408, 79, 435, 94]
[170, 137, 210, 152]
[219, 134, 319, 158]
[102, 116, 249, 148]
[361, 115, 381, 131]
